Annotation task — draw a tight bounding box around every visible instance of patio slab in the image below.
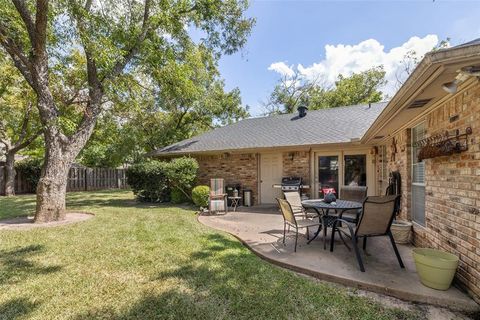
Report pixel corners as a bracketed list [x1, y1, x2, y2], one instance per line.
[198, 208, 479, 313]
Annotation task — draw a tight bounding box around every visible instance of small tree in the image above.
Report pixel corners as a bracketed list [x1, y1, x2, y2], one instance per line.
[0, 52, 42, 196]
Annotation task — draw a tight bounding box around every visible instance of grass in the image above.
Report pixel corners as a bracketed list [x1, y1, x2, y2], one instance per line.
[0, 190, 422, 320]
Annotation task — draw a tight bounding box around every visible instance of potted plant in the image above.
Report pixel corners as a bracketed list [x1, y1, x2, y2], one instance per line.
[391, 220, 412, 244]
[412, 248, 459, 290]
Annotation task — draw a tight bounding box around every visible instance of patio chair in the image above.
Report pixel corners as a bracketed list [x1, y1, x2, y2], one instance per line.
[283, 191, 318, 219]
[209, 178, 227, 213]
[337, 186, 368, 223]
[277, 198, 321, 252]
[330, 195, 405, 272]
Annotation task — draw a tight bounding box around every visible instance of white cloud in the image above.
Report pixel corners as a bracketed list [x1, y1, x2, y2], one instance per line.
[268, 62, 295, 78]
[268, 35, 440, 97]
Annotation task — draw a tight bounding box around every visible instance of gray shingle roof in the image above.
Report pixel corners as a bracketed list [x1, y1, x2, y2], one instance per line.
[151, 102, 388, 156]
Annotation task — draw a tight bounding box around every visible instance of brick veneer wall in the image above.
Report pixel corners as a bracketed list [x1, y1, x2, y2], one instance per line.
[282, 151, 311, 197]
[195, 153, 259, 204]
[376, 83, 480, 301]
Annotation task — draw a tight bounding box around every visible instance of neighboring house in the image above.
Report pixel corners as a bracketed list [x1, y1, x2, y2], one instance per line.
[151, 39, 480, 301]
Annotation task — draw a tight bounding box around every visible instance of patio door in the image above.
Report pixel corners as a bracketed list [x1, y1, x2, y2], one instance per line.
[315, 150, 373, 198]
[316, 153, 340, 198]
[260, 153, 283, 204]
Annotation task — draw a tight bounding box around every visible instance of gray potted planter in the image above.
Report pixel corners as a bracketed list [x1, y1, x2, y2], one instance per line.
[391, 220, 412, 244]
[412, 248, 459, 290]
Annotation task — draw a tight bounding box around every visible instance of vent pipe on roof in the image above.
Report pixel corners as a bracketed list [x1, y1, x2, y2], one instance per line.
[298, 106, 308, 118]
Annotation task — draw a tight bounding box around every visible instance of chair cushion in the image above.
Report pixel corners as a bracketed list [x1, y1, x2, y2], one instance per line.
[295, 219, 321, 228]
[210, 199, 226, 211]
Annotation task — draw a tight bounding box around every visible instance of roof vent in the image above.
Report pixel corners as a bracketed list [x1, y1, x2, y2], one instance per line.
[408, 98, 432, 109]
[298, 106, 308, 118]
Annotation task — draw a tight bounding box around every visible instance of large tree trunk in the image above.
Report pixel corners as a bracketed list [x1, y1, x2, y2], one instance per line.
[4, 151, 16, 196]
[34, 122, 95, 223]
[35, 135, 71, 222]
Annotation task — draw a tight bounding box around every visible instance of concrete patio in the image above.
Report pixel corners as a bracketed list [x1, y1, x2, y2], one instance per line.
[198, 206, 479, 313]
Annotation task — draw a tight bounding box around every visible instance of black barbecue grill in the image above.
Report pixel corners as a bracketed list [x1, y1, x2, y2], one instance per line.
[281, 177, 302, 191]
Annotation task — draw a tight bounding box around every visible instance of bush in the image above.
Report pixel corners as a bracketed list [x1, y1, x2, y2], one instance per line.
[126, 157, 199, 203]
[15, 158, 43, 192]
[126, 160, 170, 202]
[164, 157, 199, 198]
[170, 188, 189, 204]
[192, 185, 210, 208]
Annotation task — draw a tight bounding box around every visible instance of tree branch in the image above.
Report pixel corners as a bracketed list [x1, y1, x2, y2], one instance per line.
[11, 0, 36, 45]
[11, 128, 42, 153]
[33, 0, 49, 64]
[0, 26, 35, 87]
[15, 102, 33, 145]
[103, 0, 151, 82]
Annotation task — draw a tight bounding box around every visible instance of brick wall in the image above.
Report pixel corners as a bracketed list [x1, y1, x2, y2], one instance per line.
[195, 153, 259, 204]
[282, 151, 311, 197]
[376, 83, 480, 301]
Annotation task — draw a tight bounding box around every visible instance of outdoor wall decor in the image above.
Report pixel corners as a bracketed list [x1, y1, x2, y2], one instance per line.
[415, 127, 472, 161]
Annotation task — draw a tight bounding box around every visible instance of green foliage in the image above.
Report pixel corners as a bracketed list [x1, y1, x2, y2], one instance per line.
[265, 67, 386, 114]
[126, 160, 170, 202]
[164, 157, 199, 200]
[126, 157, 198, 203]
[192, 185, 210, 208]
[170, 188, 189, 204]
[15, 158, 43, 192]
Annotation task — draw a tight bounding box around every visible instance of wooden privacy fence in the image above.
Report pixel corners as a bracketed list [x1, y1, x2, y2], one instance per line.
[0, 166, 128, 195]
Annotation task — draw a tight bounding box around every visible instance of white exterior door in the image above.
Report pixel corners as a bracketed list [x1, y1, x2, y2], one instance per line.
[260, 153, 283, 204]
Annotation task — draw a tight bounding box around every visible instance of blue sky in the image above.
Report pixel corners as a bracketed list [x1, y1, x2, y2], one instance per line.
[217, 1, 480, 116]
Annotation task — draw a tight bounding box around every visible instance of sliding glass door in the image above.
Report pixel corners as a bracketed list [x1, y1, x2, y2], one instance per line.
[315, 151, 371, 199]
[318, 155, 339, 197]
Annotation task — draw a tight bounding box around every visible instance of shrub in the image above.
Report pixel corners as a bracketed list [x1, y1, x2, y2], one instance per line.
[164, 157, 199, 199]
[126, 160, 170, 202]
[192, 185, 210, 208]
[170, 188, 189, 204]
[15, 158, 43, 192]
[126, 157, 199, 203]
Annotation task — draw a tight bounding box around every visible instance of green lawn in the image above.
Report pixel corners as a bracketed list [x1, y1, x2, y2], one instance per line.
[0, 190, 421, 320]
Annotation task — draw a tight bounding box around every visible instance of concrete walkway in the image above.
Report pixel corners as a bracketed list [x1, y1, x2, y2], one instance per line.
[198, 209, 479, 313]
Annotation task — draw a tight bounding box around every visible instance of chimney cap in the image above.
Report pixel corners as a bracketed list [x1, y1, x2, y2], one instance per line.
[298, 106, 308, 118]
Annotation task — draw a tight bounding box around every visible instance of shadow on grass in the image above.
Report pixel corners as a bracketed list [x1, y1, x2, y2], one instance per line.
[0, 195, 36, 219]
[73, 233, 415, 320]
[0, 298, 38, 320]
[0, 244, 62, 285]
[66, 190, 196, 212]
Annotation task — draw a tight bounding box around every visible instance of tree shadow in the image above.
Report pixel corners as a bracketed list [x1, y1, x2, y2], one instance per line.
[0, 244, 62, 285]
[65, 190, 196, 212]
[0, 195, 36, 219]
[74, 233, 414, 320]
[0, 298, 39, 320]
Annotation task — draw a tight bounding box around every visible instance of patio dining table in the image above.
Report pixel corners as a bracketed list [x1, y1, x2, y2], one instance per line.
[301, 199, 363, 249]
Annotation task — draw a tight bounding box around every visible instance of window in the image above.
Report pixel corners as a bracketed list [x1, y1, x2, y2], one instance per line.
[318, 156, 339, 196]
[411, 123, 426, 226]
[344, 154, 366, 187]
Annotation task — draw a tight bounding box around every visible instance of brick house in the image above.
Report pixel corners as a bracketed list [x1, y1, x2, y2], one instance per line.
[152, 39, 480, 301]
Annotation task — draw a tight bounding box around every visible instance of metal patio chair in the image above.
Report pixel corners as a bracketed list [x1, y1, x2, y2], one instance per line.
[337, 186, 368, 223]
[277, 198, 321, 252]
[330, 195, 405, 272]
[283, 191, 319, 240]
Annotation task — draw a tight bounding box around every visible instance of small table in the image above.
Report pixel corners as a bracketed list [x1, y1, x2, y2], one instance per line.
[301, 199, 362, 249]
[228, 196, 242, 212]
